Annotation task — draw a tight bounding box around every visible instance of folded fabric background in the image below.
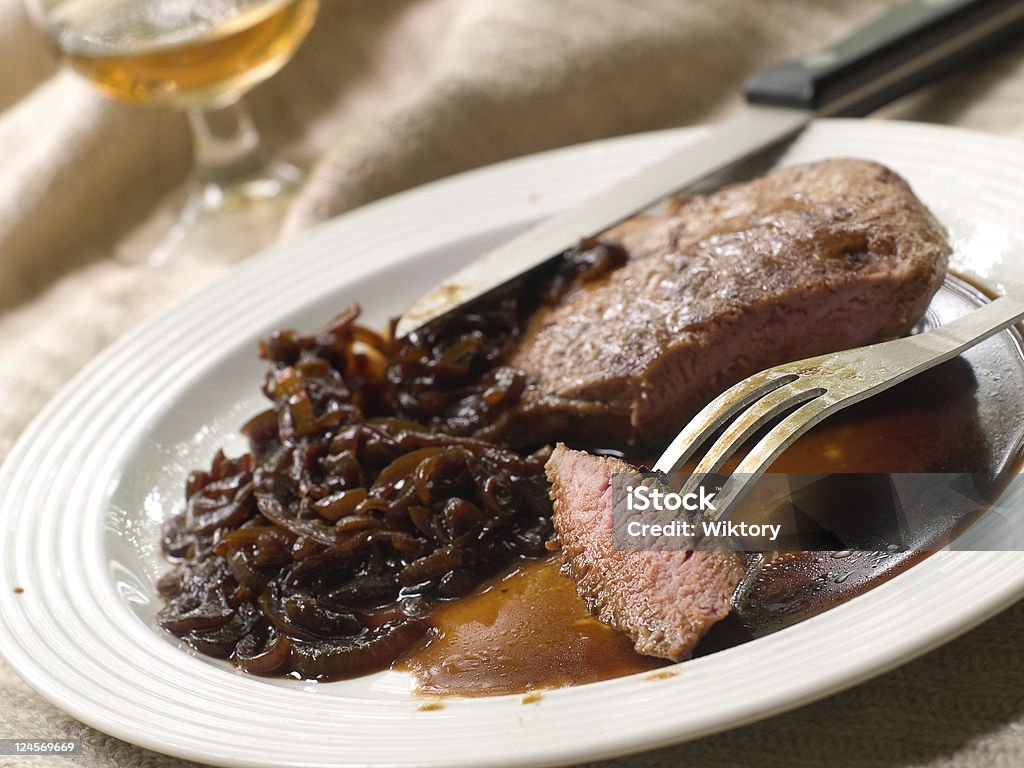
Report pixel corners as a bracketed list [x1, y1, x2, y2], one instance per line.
[2, 1, 1024, 766]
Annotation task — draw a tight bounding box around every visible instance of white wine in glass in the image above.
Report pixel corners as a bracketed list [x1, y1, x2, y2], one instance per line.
[25, 0, 320, 262]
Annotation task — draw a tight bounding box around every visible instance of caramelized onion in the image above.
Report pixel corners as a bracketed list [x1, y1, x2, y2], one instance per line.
[156, 238, 624, 680]
[288, 620, 428, 680]
[235, 625, 292, 676]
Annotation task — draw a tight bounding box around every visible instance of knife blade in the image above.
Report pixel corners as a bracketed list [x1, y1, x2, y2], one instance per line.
[396, 0, 1024, 338]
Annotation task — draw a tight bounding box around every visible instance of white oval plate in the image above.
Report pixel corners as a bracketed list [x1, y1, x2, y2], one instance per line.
[3, 120, 1024, 768]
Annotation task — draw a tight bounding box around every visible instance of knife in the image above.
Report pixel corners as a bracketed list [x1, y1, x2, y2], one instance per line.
[395, 0, 1024, 338]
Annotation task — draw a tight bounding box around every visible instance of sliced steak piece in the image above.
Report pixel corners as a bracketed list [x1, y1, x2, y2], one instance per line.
[483, 158, 950, 449]
[546, 444, 744, 660]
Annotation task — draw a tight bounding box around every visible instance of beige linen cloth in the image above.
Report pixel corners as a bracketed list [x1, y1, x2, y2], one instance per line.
[2, 1, 1024, 766]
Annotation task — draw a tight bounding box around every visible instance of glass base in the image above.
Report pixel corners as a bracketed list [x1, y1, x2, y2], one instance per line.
[149, 160, 304, 267]
[197, 159, 304, 213]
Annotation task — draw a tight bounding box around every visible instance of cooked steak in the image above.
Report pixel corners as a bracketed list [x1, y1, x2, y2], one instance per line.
[546, 444, 745, 660]
[483, 158, 950, 449]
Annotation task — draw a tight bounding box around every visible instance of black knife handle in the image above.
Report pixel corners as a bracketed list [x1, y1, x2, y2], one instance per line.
[745, 0, 1024, 117]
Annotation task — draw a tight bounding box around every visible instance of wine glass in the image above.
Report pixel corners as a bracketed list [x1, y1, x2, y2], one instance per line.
[23, 0, 319, 264]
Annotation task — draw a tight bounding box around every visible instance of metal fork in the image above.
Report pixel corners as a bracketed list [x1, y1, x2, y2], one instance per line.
[653, 290, 1024, 523]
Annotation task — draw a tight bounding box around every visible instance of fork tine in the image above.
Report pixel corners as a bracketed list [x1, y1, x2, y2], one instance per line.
[708, 397, 832, 523]
[653, 371, 798, 474]
[684, 381, 825, 485]
[671, 381, 823, 500]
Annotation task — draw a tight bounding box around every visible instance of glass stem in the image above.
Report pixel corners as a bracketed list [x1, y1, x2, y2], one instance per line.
[187, 98, 273, 211]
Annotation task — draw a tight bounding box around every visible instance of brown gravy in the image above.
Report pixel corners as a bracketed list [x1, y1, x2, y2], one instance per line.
[399, 276, 1024, 696]
[397, 558, 664, 696]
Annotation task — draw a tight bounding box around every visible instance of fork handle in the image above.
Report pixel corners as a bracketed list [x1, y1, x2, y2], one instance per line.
[898, 292, 1024, 371]
[745, 0, 1024, 117]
